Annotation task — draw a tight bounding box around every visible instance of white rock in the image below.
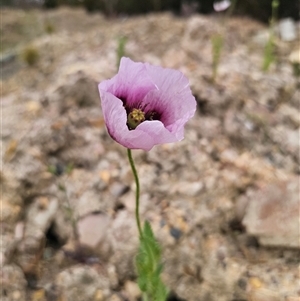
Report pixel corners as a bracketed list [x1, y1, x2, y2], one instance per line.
[289, 48, 300, 64]
[279, 18, 297, 42]
[176, 181, 204, 196]
[24, 196, 59, 239]
[77, 213, 111, 249]
[55, 265, 110, 301]
[242, 178, 300, 248]
[0, 264, 27, 300]
[124, 280, 141, 300]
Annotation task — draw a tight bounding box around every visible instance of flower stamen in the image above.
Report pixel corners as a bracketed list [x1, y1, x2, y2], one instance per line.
[127, 108, 145, 130]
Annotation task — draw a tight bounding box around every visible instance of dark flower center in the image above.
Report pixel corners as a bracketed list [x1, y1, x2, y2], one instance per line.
[119, 96, 161, 130]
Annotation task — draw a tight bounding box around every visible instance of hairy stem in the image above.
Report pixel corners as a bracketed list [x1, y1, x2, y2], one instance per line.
[143, 292, 149, 301]
[127, 148, 143, 238]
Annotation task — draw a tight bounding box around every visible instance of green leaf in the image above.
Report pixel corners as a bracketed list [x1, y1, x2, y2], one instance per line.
[65, 162, 74, 175]
[135, 221, 169, 300]
[47, 165, 56, 175]
[116, 36, 127, 69]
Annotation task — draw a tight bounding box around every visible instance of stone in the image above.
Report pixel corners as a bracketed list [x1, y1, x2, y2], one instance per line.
[1, 233, 16, 266]
[1, 170, 23, 207]
[162, 48, 187, 69]
[289, 48, 300, 64]
[77, 213, 111, 249]
[278, 104, 300, 128]
[278, 18, 297, 42]
[109, 182, 129, 198]
[242, 178, 300, 248]
[248, 287, 281, 301]
[64, 169, 113, 218]
[289, 48, 300, 76]
[175, 181, 204, 197]
[24, 196, 59, 239]
[0, 264, 27, 301]
[15, 235, 45, 280]
[51, 71, 99, 114]
[56, 265, 110, 301]
[50, 207, 72, 245]
[107, 210, 139, 282]
[252, 30, 270, 46]
[270, 126, 300, 162]
[108, 294, 122, 301]
[0, 200, 21, 223]
[31, 289, 46, 301]
[286, 297, 300, 301]
[94, 289, 104, 301]
[14, 222, 24, 240]
[123, 280, 141, 300]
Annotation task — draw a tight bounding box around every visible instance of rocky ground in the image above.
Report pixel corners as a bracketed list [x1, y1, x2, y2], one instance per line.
[1, 7, 300, 301]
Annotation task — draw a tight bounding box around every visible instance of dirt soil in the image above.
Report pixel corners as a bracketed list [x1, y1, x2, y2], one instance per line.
[1, 7, 300, 301]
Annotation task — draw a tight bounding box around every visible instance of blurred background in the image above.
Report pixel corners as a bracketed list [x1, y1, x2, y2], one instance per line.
[1, 0, 300, 21]
[1, 1, 300, 301]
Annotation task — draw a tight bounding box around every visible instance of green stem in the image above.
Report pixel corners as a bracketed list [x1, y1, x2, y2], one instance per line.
[127, 148, 143, 238]
[143, 292, 149, 301]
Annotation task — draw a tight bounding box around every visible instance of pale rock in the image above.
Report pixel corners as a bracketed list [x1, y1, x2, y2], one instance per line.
[75, 190, 105, 217]
[55, 265, 110, 301]
[50, 208, 72, 244]
[252, 30, 270, 46]
[106, 264, 119, 289]
[59, 142, 105, 168]
[286, 297, 300, 301]
[248, 287, 281, 301]
[118, 191, 150, 214]
[242, 178, 300, 248]
[108, 294, 123, 301]
[0, 170, 22, 207]
[278, 18, 297, 42]
[64, 169, 113, 218]
[269, 126, 299, 162]
[162, 48, 186, 69]
[51, 71, 99, 114]
[123, 280, 141, 300]
[15, 235, 44, 278]
[94, 289, 104, 301]
[182, 15, 218, 57]
[0, 200, 21, 223]
[175, 181, 204, 197]
[118, 191, 136, 212]
[235, 195, 249, 221]
[25, 100, 41, 116]
[289, 48, 300, 64]
[107, 210, 139, 282]
[278, 103, 300, 127]
[13, 151, 50, 191]
[24, 196, 59, 239]
[197, 116, 222, 138]
[11, 290, 22, 300]
[201, 236, 246, 299]
[31, 117, 73, 155]
[0, 265, 27, 301]
[109, 182, 129, 198]
[220, 148, 239, 164]
[77, 213, 111, 249]
[14, 222, 24, 240]
[0, 234, 16, 266]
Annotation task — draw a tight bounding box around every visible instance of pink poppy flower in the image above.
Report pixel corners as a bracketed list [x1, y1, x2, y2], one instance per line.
[213, 0, 231, 12]
[98, 57, 196, 151]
